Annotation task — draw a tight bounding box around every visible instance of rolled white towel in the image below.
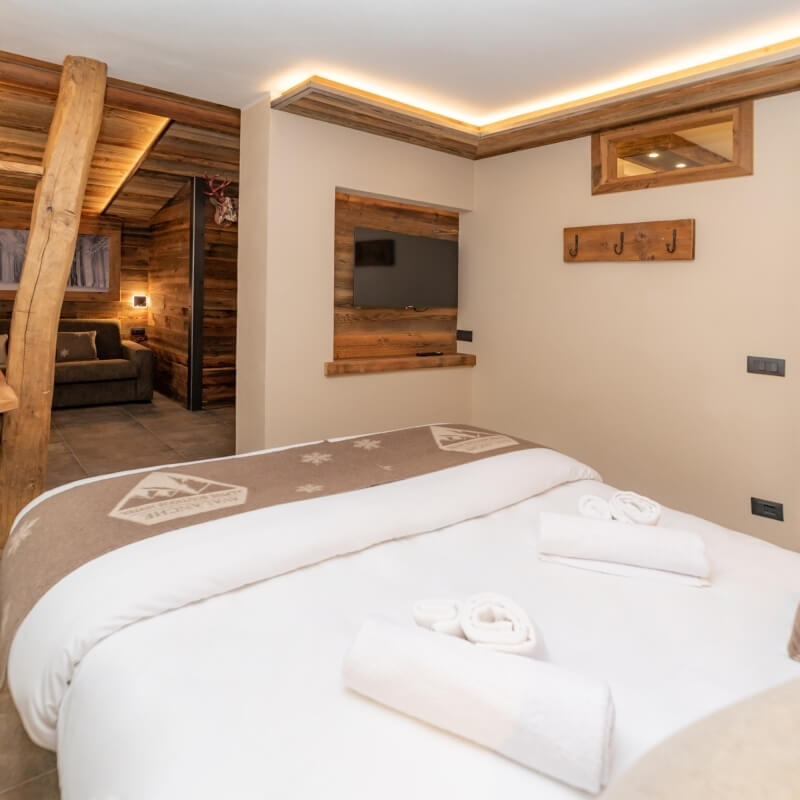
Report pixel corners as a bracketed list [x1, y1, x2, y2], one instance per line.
[412, 597, 464, 637]
[578, 494, 613, 521]
[609, 491, 661, 525]
[538, 512, 710, 586]
[344, 617, 615, 794]
[458, 592, 541, 657]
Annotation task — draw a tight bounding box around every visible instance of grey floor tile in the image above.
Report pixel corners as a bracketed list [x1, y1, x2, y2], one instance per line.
[80, 450, 187, 477]
[47, 440, 71, 456]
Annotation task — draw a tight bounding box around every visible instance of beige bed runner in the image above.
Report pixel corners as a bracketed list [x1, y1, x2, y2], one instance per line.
[0, 424, 537, 682]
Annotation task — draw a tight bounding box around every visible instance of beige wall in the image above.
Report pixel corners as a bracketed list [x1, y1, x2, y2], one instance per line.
[238, 110, 475, 450]
[460, 93, 799, 549]
[236, 97, 271, 451]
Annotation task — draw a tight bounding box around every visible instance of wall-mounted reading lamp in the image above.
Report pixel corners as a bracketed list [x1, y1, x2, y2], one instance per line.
[132, 294, 149, 309]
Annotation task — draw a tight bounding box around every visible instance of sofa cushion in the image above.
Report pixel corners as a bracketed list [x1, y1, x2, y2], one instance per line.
[55, 331, 98, 363]
[57, 319, 123, 359]
[54, 358, 137, 384]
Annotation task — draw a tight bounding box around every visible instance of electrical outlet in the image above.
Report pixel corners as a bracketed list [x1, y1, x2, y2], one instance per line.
[751, 497, 783, 521]
[747, 356, 785, 376]
[456, 329, 473, 342]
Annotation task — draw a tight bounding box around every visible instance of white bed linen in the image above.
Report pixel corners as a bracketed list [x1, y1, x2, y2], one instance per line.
[10, 465, 800, 799]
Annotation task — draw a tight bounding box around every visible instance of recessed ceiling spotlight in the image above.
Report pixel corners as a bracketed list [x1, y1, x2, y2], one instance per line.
[648, 152, 660, 158]
[675, 162, 687, 168]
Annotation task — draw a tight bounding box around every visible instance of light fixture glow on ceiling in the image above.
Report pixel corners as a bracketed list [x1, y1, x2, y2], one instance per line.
[675, 163, 688, 168]
[648, 152, 660, 158]
[270, 33, 800, 127]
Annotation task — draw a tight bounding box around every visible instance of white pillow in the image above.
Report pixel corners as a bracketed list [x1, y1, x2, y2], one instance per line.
[0, 333, 7, 367]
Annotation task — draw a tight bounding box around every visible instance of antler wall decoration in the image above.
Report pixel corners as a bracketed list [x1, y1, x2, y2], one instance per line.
[204, 174, 238, 226]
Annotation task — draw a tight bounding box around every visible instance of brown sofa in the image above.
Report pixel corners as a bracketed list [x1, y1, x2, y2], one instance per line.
[0, 318, 153, 408]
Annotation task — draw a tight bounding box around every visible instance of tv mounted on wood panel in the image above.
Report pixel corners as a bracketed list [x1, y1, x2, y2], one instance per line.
[353, 227, 458, 309]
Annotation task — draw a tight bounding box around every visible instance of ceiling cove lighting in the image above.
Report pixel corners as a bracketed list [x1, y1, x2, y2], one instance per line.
[271, 34, 800, 128]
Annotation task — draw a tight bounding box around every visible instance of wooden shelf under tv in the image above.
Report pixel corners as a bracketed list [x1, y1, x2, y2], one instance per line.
[324, 353, 476, 376]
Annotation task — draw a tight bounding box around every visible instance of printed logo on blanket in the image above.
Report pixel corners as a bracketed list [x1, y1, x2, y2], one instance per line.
[430, 425, 518, 454]
[109, 472, 248, 526]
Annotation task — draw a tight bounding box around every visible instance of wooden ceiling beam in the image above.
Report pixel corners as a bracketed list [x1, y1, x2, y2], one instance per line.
[0, 372, 19, 413]
[0, 55, 107, 546]
[0, 50, 240, 136]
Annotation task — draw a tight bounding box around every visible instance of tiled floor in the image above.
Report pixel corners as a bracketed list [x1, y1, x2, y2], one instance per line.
[46, 392, 236, 490]
[1, 393, 235, 799]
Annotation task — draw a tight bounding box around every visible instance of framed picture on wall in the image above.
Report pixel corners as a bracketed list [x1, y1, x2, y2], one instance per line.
[0, 217, 121, 301]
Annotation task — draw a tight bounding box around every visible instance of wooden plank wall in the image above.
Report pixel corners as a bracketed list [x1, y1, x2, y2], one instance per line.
[202, 192, 237, 407]
[0, 205, 149, 334]
[147, 182, 191, 403]
[333, 192, 459, 360]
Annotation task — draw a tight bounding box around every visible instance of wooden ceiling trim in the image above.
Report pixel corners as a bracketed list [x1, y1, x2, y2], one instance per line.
[476, 53, 800, 158]
[0, 50, 240, 135]
[273, 54, 800, 160]
[272, 77, 480, 159]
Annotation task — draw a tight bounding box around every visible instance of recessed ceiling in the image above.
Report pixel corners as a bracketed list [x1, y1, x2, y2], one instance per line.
[2, 0, 800, 123]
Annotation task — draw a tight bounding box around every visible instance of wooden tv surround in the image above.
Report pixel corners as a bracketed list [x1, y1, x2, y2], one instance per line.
[325, 192, 475, 376]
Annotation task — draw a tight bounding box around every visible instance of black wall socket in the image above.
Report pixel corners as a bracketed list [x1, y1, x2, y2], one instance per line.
[747, 356, 785, 376]
[456, 329, 473, 342]
[751, 497, 783, 521]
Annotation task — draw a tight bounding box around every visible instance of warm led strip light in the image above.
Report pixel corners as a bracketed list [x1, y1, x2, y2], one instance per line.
[273, 35, 800, 130]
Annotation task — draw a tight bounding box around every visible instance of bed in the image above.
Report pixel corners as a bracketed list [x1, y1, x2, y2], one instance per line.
[2, 424, 799, 799]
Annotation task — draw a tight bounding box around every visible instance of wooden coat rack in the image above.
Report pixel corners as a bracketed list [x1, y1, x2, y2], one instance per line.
[563, 219, 695, 262]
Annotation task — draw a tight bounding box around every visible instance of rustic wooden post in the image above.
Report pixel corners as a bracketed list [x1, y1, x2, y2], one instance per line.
[0, 56, 107, 547]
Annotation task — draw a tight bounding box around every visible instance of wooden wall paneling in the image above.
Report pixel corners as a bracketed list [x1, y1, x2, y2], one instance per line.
[147, 181, 192, 403]
[563, 219, 696, 262]
[202, 186, 237, 407]
[329, 192, 469, 374]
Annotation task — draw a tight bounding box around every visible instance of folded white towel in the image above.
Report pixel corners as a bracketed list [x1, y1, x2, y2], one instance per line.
[578, 494, 613, 521]
[538, 512, 711, 586]
[458, 592, 541, 657]
[412, 597, 464, 637]
[609, 491, 661, 525]
[344, 618, 615, 794]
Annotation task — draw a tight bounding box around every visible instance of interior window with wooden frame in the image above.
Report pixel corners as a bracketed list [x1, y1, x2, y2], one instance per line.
[0, 216, 121, 301]
[591, 101, 753, 194]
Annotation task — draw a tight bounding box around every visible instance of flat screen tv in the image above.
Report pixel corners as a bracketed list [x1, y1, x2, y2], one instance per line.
[353, 227, 458, 308]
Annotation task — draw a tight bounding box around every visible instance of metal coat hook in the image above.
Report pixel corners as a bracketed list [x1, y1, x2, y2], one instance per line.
[613, 231, 625, 255]
[665, 228, 677, 253]
[568, 234, 579, 257]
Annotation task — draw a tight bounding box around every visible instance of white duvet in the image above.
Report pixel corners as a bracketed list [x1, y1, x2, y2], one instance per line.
[7, 445, 800, 799]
